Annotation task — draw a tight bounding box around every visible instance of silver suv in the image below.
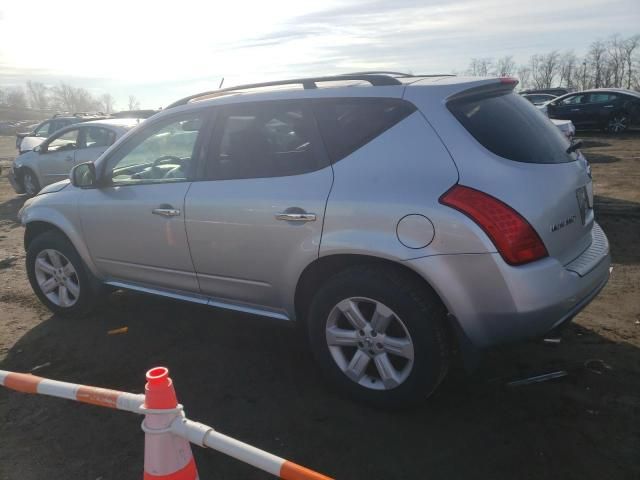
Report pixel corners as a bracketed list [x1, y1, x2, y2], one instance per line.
[18, 73, 610, 407]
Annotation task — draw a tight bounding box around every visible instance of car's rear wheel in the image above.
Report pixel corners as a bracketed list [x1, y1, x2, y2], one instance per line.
[26, 230, 101, 318]
[21, 168, 40, 196]
[607, 113, 629, 133]
[307, 265, 450, 408]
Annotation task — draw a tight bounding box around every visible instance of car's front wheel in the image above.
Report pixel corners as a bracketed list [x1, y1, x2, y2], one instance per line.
[26, 230, 101, 318]
[307, 265, 450, 408]
[20, 168, 40, 196]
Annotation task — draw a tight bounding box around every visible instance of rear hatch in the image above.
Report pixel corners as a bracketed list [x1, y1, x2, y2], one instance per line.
[439, 82, 594, 266]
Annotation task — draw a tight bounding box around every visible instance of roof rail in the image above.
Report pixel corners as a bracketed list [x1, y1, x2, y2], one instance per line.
[165, 73, 403, 109]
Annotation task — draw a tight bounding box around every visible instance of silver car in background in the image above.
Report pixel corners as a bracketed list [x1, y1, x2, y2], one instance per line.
[18, 73, 610, 407]
[10, 118, 143, 195]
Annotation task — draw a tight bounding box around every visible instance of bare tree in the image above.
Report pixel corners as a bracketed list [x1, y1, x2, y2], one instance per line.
[537, 50, 560, 88]
[516, 66, 532, 89]
[622, 34, 640, 89]
[51, 83, 100, 112]
[588, 40, 608, 88]
[128, 95, 140, 110]
[5, 87, 28, 108]
[495, 56, 516, 77]
[466, 58, 493, 77]
[577, 60, 590, 90]
[558, 51, 577, 88]
[531, 50, 560, 89]
[606, 34, 626, 87]
[100, 93, 116, 113]
[26, 81, 50, 110]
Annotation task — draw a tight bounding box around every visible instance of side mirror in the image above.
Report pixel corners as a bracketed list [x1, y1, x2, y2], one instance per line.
[70, 162, 97, 188]
[33, 145, 42, 153]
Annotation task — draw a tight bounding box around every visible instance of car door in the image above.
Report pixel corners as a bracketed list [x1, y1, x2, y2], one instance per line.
[549, 94, 587, 124]
[37, 128, 81, 185]
[75, 126, 116, 164]
[585, 92, 617, 126]
[184, 100, 333, 318]
[78, 112, 208, 293]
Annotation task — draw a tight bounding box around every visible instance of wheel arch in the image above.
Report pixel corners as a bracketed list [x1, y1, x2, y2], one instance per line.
[294, 253, 477, 369]
[22, 214, 100, 278]
[295, 254, 441, 321]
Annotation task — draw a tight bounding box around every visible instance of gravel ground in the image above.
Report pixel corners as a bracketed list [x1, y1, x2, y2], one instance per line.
[0, 132, 638, 480]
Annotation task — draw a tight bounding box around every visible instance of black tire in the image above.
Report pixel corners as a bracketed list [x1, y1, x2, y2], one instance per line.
[20, 168, 40, 196]
[26, 230, 102, 318]
[606, 113, 629, 134]
[307, 265, 450, 408]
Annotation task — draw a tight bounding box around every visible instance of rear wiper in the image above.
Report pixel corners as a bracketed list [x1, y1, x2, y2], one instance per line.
[566, 139, 583, 154]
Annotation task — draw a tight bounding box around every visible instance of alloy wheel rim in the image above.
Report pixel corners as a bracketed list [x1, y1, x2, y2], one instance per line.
[609, 116, 627, 133]
[34, 249, 80, 307]
[23, 173, 37, 195]
[326, 297, 414, 391]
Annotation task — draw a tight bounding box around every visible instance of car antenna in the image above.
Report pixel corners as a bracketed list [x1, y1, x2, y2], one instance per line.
[218, 77, 225, 89]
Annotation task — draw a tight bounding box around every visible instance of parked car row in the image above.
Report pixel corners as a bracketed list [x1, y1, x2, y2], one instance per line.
[16, 73, 610, 407]
[15, 110, 158, 153]
[9, 118, 143, 195]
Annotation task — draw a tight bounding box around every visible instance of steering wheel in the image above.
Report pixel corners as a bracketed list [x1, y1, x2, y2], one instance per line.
[152, 155, 182, 168]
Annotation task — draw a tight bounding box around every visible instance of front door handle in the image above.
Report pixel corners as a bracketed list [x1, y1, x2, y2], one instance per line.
[275, 212, 316, 222]
[152, 207, 181, 217]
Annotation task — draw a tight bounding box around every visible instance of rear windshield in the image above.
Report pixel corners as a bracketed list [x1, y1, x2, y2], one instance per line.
[448, 91, 576, 164]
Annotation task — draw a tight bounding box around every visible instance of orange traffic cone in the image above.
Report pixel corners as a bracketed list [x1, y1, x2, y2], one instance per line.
[142, 367, 198, 480]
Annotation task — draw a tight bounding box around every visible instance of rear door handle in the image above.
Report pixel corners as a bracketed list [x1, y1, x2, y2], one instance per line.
[64, 155, 73, 161]
[152, 207, 181, 217]
[275, 212, 316, 222]
[571, 108, 580, 111]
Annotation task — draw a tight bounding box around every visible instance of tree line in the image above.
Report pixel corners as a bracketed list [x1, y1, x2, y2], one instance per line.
[0, 82, 141, 114]
[467, 34, 640, 91]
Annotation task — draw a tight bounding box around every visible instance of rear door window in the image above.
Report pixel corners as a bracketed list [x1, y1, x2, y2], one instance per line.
[84, 127, 116, 148]
[588, 93, 617, 103]
[448, 91, 576, 164]
[312, 98, 416, 163]
[208, 101, 327, 180]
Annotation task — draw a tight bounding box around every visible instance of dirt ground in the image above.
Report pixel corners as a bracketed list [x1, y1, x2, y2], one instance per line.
[0, 132, 638, 480]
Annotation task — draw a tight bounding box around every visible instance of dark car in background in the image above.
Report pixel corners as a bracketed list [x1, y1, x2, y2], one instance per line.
[546, 89, 640, 133]
[521, 87, 574, 97]
[522, 93, 557, 106]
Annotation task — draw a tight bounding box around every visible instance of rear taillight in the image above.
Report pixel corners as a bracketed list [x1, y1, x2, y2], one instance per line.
[439, 185, 548, 266]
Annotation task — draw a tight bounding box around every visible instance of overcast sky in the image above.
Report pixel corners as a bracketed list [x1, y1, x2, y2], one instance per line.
[0, 0, 638, 108]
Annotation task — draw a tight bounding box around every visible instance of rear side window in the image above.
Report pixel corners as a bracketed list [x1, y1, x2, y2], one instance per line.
[208, 101, 326, 180]
[448, 92, 576, 164]
[84, 127, 116, 148]
[312, 98, 416, 163]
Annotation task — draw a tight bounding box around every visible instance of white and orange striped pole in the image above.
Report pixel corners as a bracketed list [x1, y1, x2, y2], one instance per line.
[0, 368, 334, 480]
[0, 369, 144, 412]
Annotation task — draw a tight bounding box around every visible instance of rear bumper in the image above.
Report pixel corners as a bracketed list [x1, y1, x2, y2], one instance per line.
[407, 222, 611, 348]
[7, 169, 25, 194]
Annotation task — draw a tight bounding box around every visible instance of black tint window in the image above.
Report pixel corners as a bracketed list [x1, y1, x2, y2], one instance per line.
[313, 98, 416, 162]
[559, 94, 585, 105]
[209, 102, 325, 180]
[448, 92, 576, 164]
[588, 93, 616, 103]
[85, 127, 115, 148]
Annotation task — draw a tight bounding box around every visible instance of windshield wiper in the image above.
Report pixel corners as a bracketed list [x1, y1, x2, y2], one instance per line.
[566, 139, 583, 154]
